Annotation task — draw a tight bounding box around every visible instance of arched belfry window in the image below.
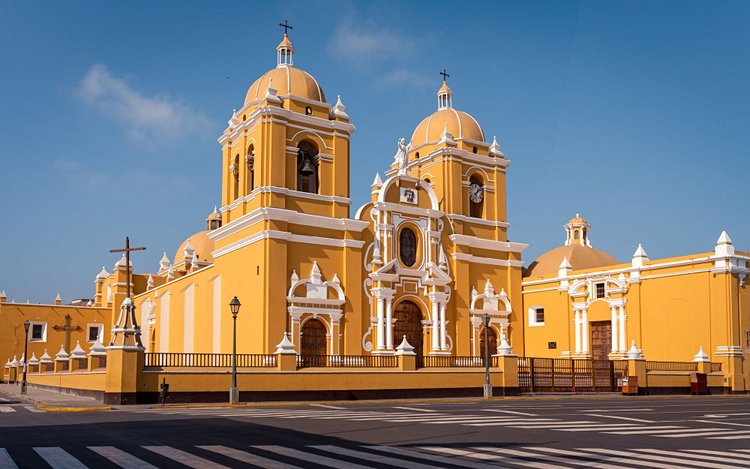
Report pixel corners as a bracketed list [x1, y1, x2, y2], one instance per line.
[232, 155, 240, 200]
[246, 144, 255, 192]
[469, 175, 484, 218]
[297, 141, 318, 193]
[399, 228, 417, 267]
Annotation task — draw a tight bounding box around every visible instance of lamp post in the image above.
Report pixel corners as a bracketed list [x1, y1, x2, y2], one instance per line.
[229, 296, 241, 404]
[21, 320, 29, 395]
[482, 313, 492, 398]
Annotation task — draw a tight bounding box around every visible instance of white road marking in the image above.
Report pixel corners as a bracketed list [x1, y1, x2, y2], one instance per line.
[580, 408, 654, 412]
[311, 404, 345, 410]
[691, 419, 750, 427]
[632, 448, 750, 467]
[254, 445, 373, 469]
[684, 449, 750, 460]
[198, 445, 302, 469]
[33, 447, 88, 469]
[516, 424, 641, 430]
[143, 446, 229, 468]
[661, 429, 750, 438]
[23, 406, 44, 413]
[88, 446, 159, 469]
[392, 406, 436, 412]
[313, 445, 436, 469]
[0, 408, 15, 413]
[0, 449, 18, 469]
[526, 447, 657, 469]
[421, 447, 539, 466]
[585, 413, 653, 423]
[366, 445, 498, 468]
[472, 447, 573, 469]
[703, 412, 750, 418]
[607, 427, 718, 435]
[563, 425, 681, 432]
[482, 409, 538, 416]
[583, 447, 734, 469]
[708, 434, 750, 440]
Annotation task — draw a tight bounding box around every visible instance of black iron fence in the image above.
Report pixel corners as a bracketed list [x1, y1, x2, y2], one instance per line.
[518, 358, 628, 393]
[297, 355, 398, 368]
[144, 353, 277, 368]
[416, 355, 498, 368]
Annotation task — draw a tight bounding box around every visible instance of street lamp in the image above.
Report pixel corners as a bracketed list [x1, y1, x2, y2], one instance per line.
[229, 296, 241, 404]
[482, 313, 492, 398]
[21, 320, 30, 395]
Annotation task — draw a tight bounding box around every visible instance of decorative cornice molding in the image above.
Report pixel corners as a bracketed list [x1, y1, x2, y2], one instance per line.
[449, 234, 526, 253]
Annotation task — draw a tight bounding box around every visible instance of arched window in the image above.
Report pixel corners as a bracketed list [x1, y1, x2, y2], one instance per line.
[399, 228, 417, 267]
[246, 144, 255, 192]
[232, 155, 240, 200]
[469, 175, 484, 218]
[297, 141, 319, 193]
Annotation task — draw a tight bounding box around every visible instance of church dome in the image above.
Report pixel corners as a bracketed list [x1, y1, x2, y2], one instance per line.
[244, 33, 325, 105]
[524, 215, 619, 277]
[244, 66, 325, 105]
[174, 230, 215, 265]
[409, 80, 484, 148]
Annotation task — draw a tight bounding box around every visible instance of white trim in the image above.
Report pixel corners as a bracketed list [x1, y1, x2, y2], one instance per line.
[528, 305, 545, 327]
[28, 321, 47, 342]
[221, 186, 352, 215]
[445, 214, 510, 228]
[449, 234, 526, 253]
[452, 253, 524, 268]
[211, 205, 367, 242]
[212, 230, 365, 259]
[212, 276, 222, 354]
[86, 323, 104, 343]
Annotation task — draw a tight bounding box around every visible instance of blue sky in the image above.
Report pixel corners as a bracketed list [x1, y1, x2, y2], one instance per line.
[1, 1, 748, 302]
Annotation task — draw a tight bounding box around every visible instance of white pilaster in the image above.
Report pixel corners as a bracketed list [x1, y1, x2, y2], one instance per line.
[610, 306, 618, 353]
[574, 309, 581, 354]
[618, 306, 626, 352]
[439, 301, 447, 351]
[385, 297, 393, 350]
[581, 308, 589, 354]
[376, 296, 385, 351]
[431, 305, 440, 352]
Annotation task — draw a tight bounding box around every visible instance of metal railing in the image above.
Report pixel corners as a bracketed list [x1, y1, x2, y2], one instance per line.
[144, 353, 277, 368]
[298, 355, 398, 368]
[518, 357, 628, 393]
[417, 355, 494, 368]
[645, 361, 698, 372]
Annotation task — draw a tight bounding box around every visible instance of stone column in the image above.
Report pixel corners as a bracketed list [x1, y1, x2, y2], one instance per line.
[439, 301, 447, 351]
[385, 297, 393, 350]
[610, 306, 619, 353]
[431, 303, 440, 352]
[376, 295, 385, 351]
[582, 308, 589, 354]
[574, 309, 581, 354]
[618, 306, 626, 353]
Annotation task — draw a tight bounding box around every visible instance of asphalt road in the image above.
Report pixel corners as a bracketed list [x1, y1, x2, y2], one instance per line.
[1, 393, 749, 468]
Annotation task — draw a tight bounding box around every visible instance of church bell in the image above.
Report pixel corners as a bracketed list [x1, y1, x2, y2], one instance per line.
[300, 158, 316, 176]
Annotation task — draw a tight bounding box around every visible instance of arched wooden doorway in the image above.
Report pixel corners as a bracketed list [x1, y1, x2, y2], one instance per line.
[479, 326, 497, 358]
[301, 318, 327, 367]
[393, 300, 423, 356]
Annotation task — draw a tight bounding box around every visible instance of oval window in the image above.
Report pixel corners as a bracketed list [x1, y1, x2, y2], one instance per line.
[399, 228, 417, 267]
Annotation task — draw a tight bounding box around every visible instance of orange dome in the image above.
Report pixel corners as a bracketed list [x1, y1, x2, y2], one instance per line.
[174, 231, 215, 265]
[410, 108, 484, 148]
[525, 245, 619, 278]
[244, 65, 325, 105]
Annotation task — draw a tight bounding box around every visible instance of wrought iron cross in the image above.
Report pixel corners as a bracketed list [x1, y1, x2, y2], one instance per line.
[110, 237, 146, 300]
[53, 314, 81, 353]
[279, 20, 293, 35]
[440, 68, 450, 81]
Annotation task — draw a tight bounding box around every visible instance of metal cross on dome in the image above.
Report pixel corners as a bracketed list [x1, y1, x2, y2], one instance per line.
[110, 237, 146, 300]
[279, 20, 293, 35]
[440, 68, 450, 81]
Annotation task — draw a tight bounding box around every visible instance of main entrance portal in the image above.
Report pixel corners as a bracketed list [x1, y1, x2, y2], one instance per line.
[300, 318, 327, 367]
[393, 300, 423, 356]
[591, 321, 612, 360]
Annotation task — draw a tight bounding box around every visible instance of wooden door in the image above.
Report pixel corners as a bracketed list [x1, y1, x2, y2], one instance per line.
[393, 300, 423, 355]
[479, 327, 497, 358]
[301, 318, 327, 366]
[590, 321, 612, 360]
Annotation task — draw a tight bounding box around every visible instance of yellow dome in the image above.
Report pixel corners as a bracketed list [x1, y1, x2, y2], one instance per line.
[410, 108, 485, 148]
[568, 214, 588, 225]
[245, 66, 325, 105]
[174, 231, 215, 265]
[525, 245, 619, 278]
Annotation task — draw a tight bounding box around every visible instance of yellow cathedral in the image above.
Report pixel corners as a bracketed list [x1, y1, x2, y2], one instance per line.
[2, 31, 749, 397]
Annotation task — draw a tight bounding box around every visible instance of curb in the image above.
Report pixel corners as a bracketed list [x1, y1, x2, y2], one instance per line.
[37, 405, 112, 412]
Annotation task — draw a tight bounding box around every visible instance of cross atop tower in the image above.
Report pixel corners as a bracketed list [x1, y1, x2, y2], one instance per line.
[279, 20, 293, 35]
[440, 68, 450, 81]
[110, 237, 146, 299]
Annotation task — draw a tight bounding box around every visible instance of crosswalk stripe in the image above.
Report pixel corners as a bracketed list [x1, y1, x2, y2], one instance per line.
[584, 413, 654, 423]
[477, 446, 605, 469]
[33, 447, 87, 469]
[143, 446, 229, 468]
[607, 427, 717, 435]
[561, 425, 680, 432]
[464, 419, 560, 427]
[631, 448, 750, 467]
[419, 447, 516, 464]
[311, 404, 345, 409]
[582, 447, 733, 469]
[0, 408, 15, 413]
[482, 409, 539, 416]
[312, 445, 436, 469]
[253, 445, 372, 469]
[708, 434, 750, 440]
[88, 446, 158, 469]
[517, 424, 640, 430]
[660, 429, 750, 438]
[23, 406, 44, 413]
[366, 445, 499, 468]
[392, 406, 436, 412]
[524, 446, 652, 469]
[198, 445, 302, 469]
[684, 449, 750, 460]
[0, 449, 18, 469]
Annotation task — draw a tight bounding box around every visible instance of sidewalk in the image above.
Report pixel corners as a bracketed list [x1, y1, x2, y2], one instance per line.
[0, 382, 112, 411]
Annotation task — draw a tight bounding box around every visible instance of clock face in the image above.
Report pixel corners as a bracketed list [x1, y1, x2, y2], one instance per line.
[470, 183, 484, 203]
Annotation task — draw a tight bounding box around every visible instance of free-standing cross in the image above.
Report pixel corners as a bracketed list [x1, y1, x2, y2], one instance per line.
[110, 237, 146, 300]
[440, 68, 450, 81]
[279, 20, 293, 35]
[53, 314, 81, 353]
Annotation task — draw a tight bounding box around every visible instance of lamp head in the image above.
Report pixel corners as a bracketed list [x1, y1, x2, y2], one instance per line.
[24, 320, 30, 332]
[229, 296, 241, 317]
[482, 313, 490, 328]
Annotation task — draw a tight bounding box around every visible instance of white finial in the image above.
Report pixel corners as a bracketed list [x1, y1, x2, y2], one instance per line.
[228, 108, 238, 127]
[633, 244, 649, 259]
[191, 253, 200, 269]
[439, 123, 456, 146]
[166, 264, 175, 280]
[39, 349, 52, 364]
[159, 252, 171, 272]
[115, 253, 130, 269]
[28, 353, 38, 366]
[372, 238, 382, 265]
[693, 346, 710, 362]
[626, 340, 642, 360]
[264, 78, 283, 104]
[55, 293, 62, 304]
[88, 338, 107, 356]
[371, 173, 383, 187]
[497, 333, 513, 356]
[146, 274, 154, 289]
[489, 135, 504, 157]
[395, 336, 416, 356]
[715, 231, 735, 257]
[559, 257, 572, 270]
[183, 239, 195, 260]
[55, 345, 69, 361]
[275, 332, 297, 354]
[70, 341, 86, 359]
[290, 270, 299, 283]
[96, 266, 110, 280]
[332, 95, 349, 119]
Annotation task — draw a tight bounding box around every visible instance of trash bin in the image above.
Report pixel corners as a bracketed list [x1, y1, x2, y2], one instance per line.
[622, 375, 638, 395]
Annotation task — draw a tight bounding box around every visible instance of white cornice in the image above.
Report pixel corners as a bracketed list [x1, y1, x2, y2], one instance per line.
[446, 214, 510, 229]
[221, 186, 352, 214]
[451, 253, 524, 268]
[449, 234, 527, 253]
[385, 147, 510, 179]
[372, 201, 445, 219]
[212, 229, 365, 259]
[210, 206, 369, 243]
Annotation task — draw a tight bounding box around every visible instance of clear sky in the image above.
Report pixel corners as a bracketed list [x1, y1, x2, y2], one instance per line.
[1, 1, 748, 303]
